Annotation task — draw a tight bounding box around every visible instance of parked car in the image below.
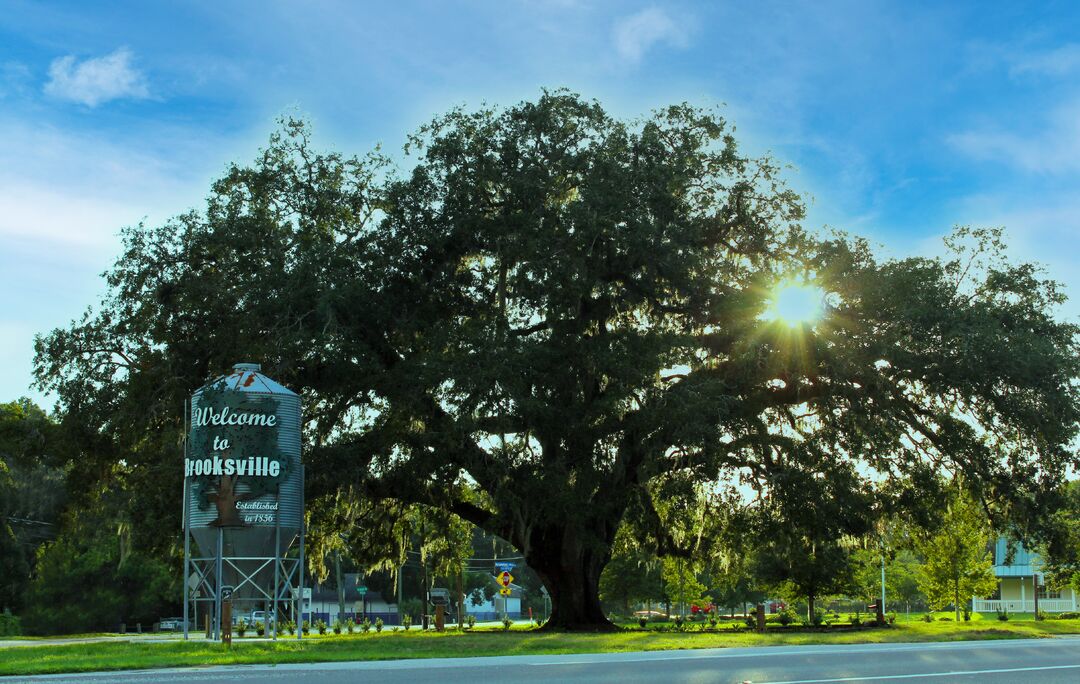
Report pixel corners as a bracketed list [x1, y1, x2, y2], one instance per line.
[250, 610, 275, 626]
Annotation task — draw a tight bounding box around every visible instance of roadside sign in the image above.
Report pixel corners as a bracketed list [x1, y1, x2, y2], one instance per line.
[499, 587, 512, 597]
[357, 586, 368, 596]
[494, 561, 515, 572]
[497, 571, 514, 587]
[220, 585, 234, 600]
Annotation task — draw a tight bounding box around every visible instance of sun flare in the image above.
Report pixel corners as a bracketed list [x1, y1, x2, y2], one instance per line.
[764, 281, 825, 327]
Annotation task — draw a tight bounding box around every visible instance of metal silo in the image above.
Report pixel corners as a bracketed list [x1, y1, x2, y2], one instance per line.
[182, 363, 305, 641]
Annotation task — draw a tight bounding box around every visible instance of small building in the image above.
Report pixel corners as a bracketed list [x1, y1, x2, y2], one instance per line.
[303, 573, 400, 625]
[463, 582, 523, 621]
[972, 538, 1078, 614]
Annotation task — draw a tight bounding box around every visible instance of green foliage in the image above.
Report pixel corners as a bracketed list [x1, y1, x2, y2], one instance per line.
[236, 618, 247, 637]
[0, 610, 20, 636]
[400, 598, 423, 623]
[361, 617, 371, 633]
[332, 619, 342, 635]
[0, 399, 67, 614]
[255, 621, 265, 637]
[402, 614, 412, 631]
[915, 487, 997, 622]
[466, 614, 476, 629]
[315, 619, 327, 635]
[501, 615, 512, 630]
[777, 608, 797, 626]
[345, 618, 355, 634]
[21, 518, 174, 635]
[375, 617, 383, 632]
[301, 620, 310, 635]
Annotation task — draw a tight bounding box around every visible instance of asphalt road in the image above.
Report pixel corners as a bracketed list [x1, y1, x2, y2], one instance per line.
[4, 637, 1080, 683]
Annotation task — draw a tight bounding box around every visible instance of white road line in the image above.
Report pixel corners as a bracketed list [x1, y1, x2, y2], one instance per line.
[527, 638, 1074, 666]
[755, 663, 1080, 684]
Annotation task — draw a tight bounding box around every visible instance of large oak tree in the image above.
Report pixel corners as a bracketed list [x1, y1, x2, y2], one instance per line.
[35, 92, 1080, 629]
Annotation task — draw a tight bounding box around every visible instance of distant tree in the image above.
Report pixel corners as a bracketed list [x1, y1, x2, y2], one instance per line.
[753, 460, 875, 620]
[1041, 481, 1080, 593]
[21, 516, 174, 634]
[915, 488, 997, 621]
[599, 525, 661, 615]
[0, 399, 67, 614]
[852, 545, 925, 614]
[34, 93, 1080, 629]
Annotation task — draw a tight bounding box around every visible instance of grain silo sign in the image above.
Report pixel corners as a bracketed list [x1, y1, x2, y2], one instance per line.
[186, 378, 291, 526]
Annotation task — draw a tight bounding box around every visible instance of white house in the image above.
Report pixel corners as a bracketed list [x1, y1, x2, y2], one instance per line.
[971, 538, 1078, 614]
[464, 582, 523, 620]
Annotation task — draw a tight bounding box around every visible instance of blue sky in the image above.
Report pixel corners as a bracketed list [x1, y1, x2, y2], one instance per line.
[2, 0, 1079, 406]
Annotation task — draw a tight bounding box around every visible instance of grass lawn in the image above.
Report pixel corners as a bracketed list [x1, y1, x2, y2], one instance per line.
[3, 620, 1080, 676]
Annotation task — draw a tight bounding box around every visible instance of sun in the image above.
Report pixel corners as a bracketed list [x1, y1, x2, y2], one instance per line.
[764, 281, 825, 327]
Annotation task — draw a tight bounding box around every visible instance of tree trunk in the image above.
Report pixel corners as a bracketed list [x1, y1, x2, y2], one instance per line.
[954, 580, 960, 623]
[808, 593, 816, 623]
[525, 522, 615, 631]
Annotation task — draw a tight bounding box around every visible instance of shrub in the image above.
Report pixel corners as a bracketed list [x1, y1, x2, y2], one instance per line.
[502, 615, 512, 630]
[1036, 610, 1048, 622]
[938, 617, 952, 622]
[886, 612, 897, 625]
[851, 612, 862, 628]
[811, 610, 825, 627]
[963, 608, 971, 622]
[997, 611, 1009, 622]
[236, 618, 247, 637]
[674, 615, 685, 630]
[375, 617, 384, 632]
[1055, 611, 1080, 620]
[466, 614, 476, 629]
[402, 614, 412, 631]
[302, 619, 310, 635]
[345, 618, 355, 634]
[744, 614, 756, 629]
[284, 619, 296, 635]
[922, 613, 933, 623]
[361, 617, 371, 633]
[315, 618, 327, 635]
[638, 616, 648, 628]
[255, 621, 265, 637]
[777, 609, 796, 627]
[708, 613, 718, 628]
[332, 619, 342, 635]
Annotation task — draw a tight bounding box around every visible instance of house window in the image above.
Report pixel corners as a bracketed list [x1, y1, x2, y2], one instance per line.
[1037, 586, 1060, 600]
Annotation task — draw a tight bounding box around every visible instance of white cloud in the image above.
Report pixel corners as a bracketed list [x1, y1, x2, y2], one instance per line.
[44, 48, 149, 107]
[612, 7, 687, 62]
[1009, 44, 1080, 77]
[947, 99, 1080, 174]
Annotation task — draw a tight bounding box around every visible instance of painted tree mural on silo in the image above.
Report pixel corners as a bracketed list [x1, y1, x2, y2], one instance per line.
[188, 381, 289, 527]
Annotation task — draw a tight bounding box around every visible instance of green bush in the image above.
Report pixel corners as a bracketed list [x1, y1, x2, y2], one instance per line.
[637, 616, 648, 628]
[502, 614, 512, 630]
[0, 610, 21, 636]
[332, 619, 342, 635]
[1055, 611, 1080, 619]
[236, 618, 248, 637]
[315, 618, 327, 635]
[345, 618, 355, 634]
[811, 610, 825, 627]
[997, 611, 1009, 622]
[777, 608, 797, 627]
[922, 613, 934, 623]
[466, 614, 476, 629]
[375, 617, 384, 632]
[402, 614, 412, 631]
[361, 617, 371, 633]
[255, 621, 265, 636]
[302, 619, 310, 635]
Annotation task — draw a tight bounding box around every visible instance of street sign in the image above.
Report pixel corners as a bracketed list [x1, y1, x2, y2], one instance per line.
[494, 561, 515, 572]
[357, 586, 368, 596]
[497, 571, 514, 587]
[220, 585, 234, 600]
[499, 587, 512, 597]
